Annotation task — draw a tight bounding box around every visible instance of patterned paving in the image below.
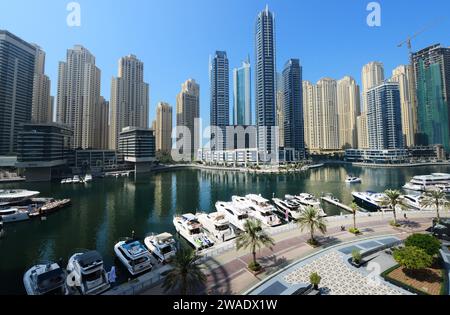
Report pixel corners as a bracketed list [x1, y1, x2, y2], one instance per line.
[284, 251, 403, 295]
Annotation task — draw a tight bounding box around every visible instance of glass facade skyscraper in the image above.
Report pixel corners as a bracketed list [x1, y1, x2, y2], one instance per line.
[233, 59, 251, 126]
[255, 6, 277, 156]
[0, 30, 36, 155]
[413, 44, 450, 151]
[282, 59, 305, 158]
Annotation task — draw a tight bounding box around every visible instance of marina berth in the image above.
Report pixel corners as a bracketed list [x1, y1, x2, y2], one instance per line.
[23, 263, 68, 295]
[66, 251, 110, 295]
[114, 239, 153, 276]
[216, 201, 250, 231]
[196, 212, 236, 242]
[173, 213, 214, 250]
[144, 232, 177, 263]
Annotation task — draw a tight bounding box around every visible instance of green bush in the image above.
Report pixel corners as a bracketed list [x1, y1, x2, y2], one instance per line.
[404, 234, 441, 257]
[248, 261, 262, 272]
[352, 249, 362, 264]
[393, 246, 433, 271]
[309, 272, 321, 289]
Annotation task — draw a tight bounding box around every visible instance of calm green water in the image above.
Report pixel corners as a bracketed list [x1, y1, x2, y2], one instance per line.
[1, 165, 449, 294]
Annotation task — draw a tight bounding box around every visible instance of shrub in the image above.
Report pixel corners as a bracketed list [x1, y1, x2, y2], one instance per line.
[248, 261, 262, 272]
[352, 249, 362, 264]
[309, 272, 321, 289]
[404, 234, 441, 257]
[393, 246, 433, 271]
[390, 220, 401, 227]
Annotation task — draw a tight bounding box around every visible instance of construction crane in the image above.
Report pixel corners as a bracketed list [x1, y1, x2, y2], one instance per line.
[397, 17, 446, 54]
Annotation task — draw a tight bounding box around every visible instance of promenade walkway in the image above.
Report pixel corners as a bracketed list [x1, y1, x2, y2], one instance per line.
[141, 211, 441, 295]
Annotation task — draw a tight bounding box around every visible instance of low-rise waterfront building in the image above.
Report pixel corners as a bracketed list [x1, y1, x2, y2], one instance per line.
[73, 149, 117, 175]
[119, 127, 156, 173]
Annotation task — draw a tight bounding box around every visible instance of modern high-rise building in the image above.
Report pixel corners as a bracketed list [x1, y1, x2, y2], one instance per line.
[109, 54, 150, 150]
[367, 82, 404, 150]
[255, 6, 277, 157]
[357, 115, 369, 149]
[337, 76, 360, 149]
[303, 80, 319, 150]
[359, 62, 385, 149]
[282, 59, 305, 157]
[233, 58, 251, 126]
[209, 51, 229, 151]
[56, 45, 102, 149]
[391, 65, 416, 147]
[412, 44, 450, 151]
[31, 45, 52, 124]
[97, 97, 109, 150]
[155, 102, 173, 153]
[0, 30, 36, 156]
[176, 79, 200, 160]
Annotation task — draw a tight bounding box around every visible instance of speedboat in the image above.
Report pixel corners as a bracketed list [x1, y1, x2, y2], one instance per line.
[144, 233, 177, 263]
[84, 174, 93, 183]
[173, 214, 214, 250]
[114, 239, 153, 276]
[345, 176, 362, 184]
[272, 197, 305, 220]
[216, 201, 249, 231]
[0, 208, 29, 223]
[66, 251, 110, 295]
[293, 193, 327, 216]
[0, 189, 40, 206]
[243, 194, 282, 227]
[403, 173, 450, 192]
[72, 175, 81, 184]
[403, 194, 435, 211]
[352, 191, 390, 212]
[60, 179, 67, 184]
[23, 263, 68, 295]
[197, 212, 236, 242]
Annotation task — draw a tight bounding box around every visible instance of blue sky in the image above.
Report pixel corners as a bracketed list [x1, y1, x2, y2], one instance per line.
[0, 0, 449, 126]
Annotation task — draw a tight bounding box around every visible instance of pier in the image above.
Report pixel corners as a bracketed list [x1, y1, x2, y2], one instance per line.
[321, 195, 355, 213]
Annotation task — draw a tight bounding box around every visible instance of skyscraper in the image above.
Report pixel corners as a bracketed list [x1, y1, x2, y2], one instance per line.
[391, 65, 416, 147]
[97, 97, 109, 150]
[412, 44, 450, 151]
[0, 30, 36, 155]
[255, 6, 277, 157]
[176, 79, 200, 160]
[109, 54, 150, 150]
[276, 72, 284, 147]
[317, 78, 339, 150]
[56, 45, 102, 149]
[367, 82, 404, 150]
[337, 76, 360, 149]
[209, 51, 229, 151]
[303, 81, 318, 150]
[282, 59, 305, 156]
[233, 58, 251, 126]
[360, 62, 385, 149]
[31, 45, 52, 124]
[155, 102, 173, 153]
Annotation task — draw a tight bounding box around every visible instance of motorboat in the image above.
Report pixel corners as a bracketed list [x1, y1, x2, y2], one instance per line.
[23, 263, 68, 295]
[435, 183, 450, 194]
[64, 178, 73, 184]
[114, 239, 153, 276]
[0, 189, 40, 206]
[243, 194, 282, 227]
[345, 176, 362, 184]
[0, 208, 29, 223]
[173, 214, 214, 250]
[66, 251, 110, 295]
[197, 212, 236, 242]
[272, 197, 305, 220]
[352, 191, 391, 212]
[72, 175, 81, 184]
[216, 201, 249, 231]
[144, 233, 177, 263]
[60, 179, 67, 184]
[84, 174, 93, 183]
[293, 193, 327, 216]
[403, 194, 435, 211]
[403, 173, 450, 192]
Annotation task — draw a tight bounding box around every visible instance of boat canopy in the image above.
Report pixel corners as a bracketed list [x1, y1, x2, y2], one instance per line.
[76, 251, 103, 268]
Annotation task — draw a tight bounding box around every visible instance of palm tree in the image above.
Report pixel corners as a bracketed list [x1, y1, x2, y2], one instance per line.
[420, 188, 449, 221]
[350, 202, 359, 231]
[297, 206, 327, 245]
[380, 189, 406, 226]
[162, 247, 206, 295]
[236, 219, 275, 271]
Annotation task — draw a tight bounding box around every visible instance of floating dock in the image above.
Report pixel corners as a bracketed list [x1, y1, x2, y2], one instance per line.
[321, 196, 355, 213]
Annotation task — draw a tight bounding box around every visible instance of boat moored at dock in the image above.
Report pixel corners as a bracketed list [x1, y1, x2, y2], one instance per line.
[197, 212, 236, 242]
[272, 197, 305, 220]
[216, 201, 250, 231]
[23, 263, 68, 295]
[173, 214, 214, 250]
[352, 191, 390, 212]
[114, 239, 153, 276]
[0, 189, 40, 206]
[144, 233, 177, 263]
[403, 173, 450, 192]
[292, 193, 327, 217]
[240, 194, 282, 227]
[0, 208, 29, 223]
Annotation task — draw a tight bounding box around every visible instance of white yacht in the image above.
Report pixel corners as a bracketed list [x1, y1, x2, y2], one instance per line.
[66, 251, 110, 295]
[272, 198, 305, 220]
[345, 176, 362, 184]
[173, 214, 214, 250]
[114, 239, 153, 276]
[352, 191, 391, 212]
[293, 193, 327, 216]
[0, 189, 40, 206]
[144, 233, 177, 263]
[403, 194, 435, 211]
[72, 175, 81, 184]
[23, 263, 68, 295]
[403, 173, 450, 192]
[243, 194, 282, 227]
[0, 208, 29, 223]
[197, 212, 236, 242]
[84, 174, 93, 183]
[216, 201, 250, 231]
